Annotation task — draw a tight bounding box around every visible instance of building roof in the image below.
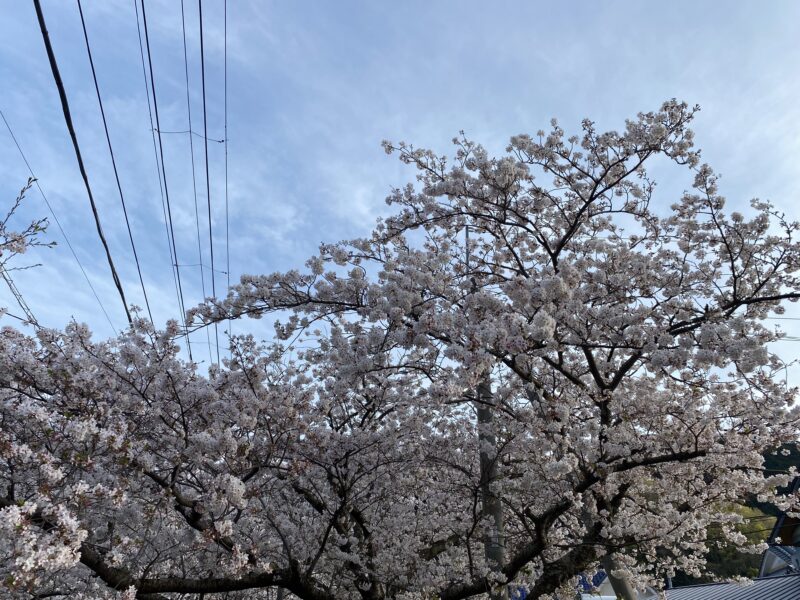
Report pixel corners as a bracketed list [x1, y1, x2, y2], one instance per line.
[666, 574, 800, 600]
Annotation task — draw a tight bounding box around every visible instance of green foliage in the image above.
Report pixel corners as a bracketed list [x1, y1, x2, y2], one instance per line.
[754, 442, 800, 517]
[672, 443, 800, 585]
[671, 505, 775, 586]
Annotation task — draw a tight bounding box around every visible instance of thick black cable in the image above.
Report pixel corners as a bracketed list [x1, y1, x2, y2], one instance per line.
[198, 0, 220, 364]
[32, 0, 132, 325]
[140, 0, 193, 360]
[1, 109, 117, 334]
[181, 0, 213, 363]
[77, 0, 154, 327]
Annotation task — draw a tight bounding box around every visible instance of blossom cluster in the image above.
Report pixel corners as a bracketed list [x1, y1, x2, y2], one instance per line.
[3, 101, 800, 599]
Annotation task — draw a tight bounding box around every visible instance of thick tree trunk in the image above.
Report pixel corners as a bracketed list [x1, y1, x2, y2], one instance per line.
[476, 376, 508, 600]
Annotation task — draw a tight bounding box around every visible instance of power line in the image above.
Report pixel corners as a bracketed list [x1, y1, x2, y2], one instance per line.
[139, 0, 193, 360]
[181, 0, 213, 364]
[175, 263, 227, 274]
[32, 0, 132, 325]
[224, 0, 231, 345]
[0, 109, 117, 335]
[77, 0, 154, 328]
[153, 128, 224, 143]
[132, 0, 184, 334]
[198, 0, 220, 364]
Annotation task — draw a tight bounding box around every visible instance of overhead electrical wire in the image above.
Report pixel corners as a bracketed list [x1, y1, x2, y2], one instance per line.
[77, 0, 154, 328]
[139, 0, 193, 360]
[32, 0, 132, 325]
[132, 0, 184, 333]
[154, 128, 224, 143]
[224, 0, 231, 344]
[175, 263, 227, 273]
[1, 109, 117, 335]
[181, 0, 213, 364]
[198, 0, 221, 364]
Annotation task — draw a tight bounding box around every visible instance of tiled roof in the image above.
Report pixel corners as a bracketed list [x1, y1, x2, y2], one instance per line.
[666, 574, 800, 600]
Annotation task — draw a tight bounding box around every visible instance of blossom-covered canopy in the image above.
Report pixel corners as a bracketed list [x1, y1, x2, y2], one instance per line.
[2, 101, 799, 599]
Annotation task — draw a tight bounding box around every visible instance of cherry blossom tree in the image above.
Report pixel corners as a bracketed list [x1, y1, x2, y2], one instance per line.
[2, 101, 800, 600]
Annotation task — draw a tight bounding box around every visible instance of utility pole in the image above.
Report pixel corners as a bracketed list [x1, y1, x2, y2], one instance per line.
[477, 376, 508, 600]
[602, 555, 639, 600]
[467, 223, 508, 600]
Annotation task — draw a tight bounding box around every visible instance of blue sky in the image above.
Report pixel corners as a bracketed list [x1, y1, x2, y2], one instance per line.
[1, 0, 800, 373]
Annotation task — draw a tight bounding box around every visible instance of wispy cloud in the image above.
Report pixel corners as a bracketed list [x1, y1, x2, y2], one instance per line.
[2, 0, 800, 380]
